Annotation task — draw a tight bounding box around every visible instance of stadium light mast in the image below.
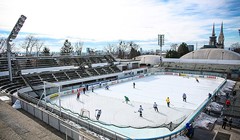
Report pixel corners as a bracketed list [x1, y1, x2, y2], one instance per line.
[158, 34, 164, 65]
[7, 15, 27, 81]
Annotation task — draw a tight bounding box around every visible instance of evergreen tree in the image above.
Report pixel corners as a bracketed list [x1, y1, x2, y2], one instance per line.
[177, 42, 189, 57]
[129, 47, 141, 59]
[41, 47, 50, 56]
[166, 50, 179, 58]
[60, 39, 73, 55]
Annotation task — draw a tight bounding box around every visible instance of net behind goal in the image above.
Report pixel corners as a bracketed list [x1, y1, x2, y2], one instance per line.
[80, 108, 90, 118]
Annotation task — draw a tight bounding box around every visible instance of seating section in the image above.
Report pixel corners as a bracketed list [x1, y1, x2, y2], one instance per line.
[103, 67, 115, 74]
[53, 71, 70, 81]
[1, 55, 116, 71]
[95, 67, 107, 75]
[75, 69, 90, 78]
[17, 59, 35, 69]
[65, 70, 81, 79]
[36, 59, 59, 67]
[162, 62, 240, 74]
[0, 76, 26, 94]
[39, 73, 57, 82]
[104, 55, 116, 62]
[0, 58, 18, 72]
[86, 68, 100, 76]
[0, 54, 120, 96]
[110, 65, 121, 73]
[24, 75, 42, 86]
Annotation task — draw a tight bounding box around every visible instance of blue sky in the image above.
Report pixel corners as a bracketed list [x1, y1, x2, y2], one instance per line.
[0, 0, 240, 52]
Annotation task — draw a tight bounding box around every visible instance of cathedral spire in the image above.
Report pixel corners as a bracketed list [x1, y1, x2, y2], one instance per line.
[209, 23, 217, 46]
[212, 23, 216, 36]
[218, 22, 224, 49]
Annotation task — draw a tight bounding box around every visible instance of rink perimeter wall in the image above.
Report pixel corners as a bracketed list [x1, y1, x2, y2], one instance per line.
[40, 71, 227, 140]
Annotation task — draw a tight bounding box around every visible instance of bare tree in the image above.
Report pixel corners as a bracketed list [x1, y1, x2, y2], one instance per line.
[117, 40, 130, 59]
[21, 35, 40, 56]
[170, 43, 178, 51]
[74, 41, 84, 55]
[0, 38, 18, 55]
[104, 44, 116, 55]
[35, 41, 45, 57]
[0, 38, 6, 53]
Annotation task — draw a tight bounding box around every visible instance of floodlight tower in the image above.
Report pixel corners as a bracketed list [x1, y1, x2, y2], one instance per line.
[158, 34, 164, 64]
[7, 15, 27, 81]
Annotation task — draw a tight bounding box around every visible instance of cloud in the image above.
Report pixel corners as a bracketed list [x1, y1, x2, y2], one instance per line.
[0, 0, 239, 51]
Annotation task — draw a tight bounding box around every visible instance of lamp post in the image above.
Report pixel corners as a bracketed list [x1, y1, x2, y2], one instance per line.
[158, 34, 164, 65]
[7, 15, 27, 81]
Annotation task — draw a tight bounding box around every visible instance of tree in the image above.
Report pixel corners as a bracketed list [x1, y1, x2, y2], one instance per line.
[60, 39, 73, 55]
[35, 42, 44, 57]
[0, 38, 6, 53]
[129, 42, 141, 59]
[117, 40, 129, 59]
[166, 50, 179, 58]
[74, 41, 84, 55]
[41, 46, 50, 56]
[104, 44, 116, 55]
[21, 35, 44, 56]
[170, 43, 178, 51]
[177, 42, 189, 57]
[229, 42, 240, 54]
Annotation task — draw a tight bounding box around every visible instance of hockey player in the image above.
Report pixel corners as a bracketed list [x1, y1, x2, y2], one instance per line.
[86, 85, 89, 91]
[95, 109, 102, 120]
[208, 93, 212, 99]
[195, 77, 199, 83]
[138, 105, 143, 117]
[83, 87, 86, 94]
[133, 82, 135, 88]
[105, 85, 109, 90]
[153, 102, 159, 112]
[124, 96, 130, 104]
[166, 97, 170, 107]
[77, 90, 80, 99]
[183, 93, 187, 102]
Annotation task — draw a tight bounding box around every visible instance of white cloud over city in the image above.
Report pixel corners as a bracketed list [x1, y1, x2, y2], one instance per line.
[0, 0, 240, 52]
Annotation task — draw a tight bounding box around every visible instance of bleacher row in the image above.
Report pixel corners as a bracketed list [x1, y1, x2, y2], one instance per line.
[162, 62, 240, 73]
[0, 54, 121, 96]
[0, 76, 27, 94]
[23, 65, 121, 86]
[0, 65, 121, 95]
[0, 55, 116, 72]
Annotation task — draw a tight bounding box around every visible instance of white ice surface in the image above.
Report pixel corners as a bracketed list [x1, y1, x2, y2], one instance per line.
[51, 75, 225, 139]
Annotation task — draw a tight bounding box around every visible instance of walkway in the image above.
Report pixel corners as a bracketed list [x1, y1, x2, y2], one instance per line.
[0, 98, 64, 140]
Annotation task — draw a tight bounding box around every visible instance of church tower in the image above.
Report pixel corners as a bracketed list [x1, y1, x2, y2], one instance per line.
[217, 22, 224, 49]
[209, 23, 217, 46]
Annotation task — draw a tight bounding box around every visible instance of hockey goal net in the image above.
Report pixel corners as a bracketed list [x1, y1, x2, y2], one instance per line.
[80, 108, 90, 118]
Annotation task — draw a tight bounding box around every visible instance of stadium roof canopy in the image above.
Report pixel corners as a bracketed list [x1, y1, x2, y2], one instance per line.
[135, 54, 240, 66]
[135, 55, 161, 65]
[181, 49, 240, 60]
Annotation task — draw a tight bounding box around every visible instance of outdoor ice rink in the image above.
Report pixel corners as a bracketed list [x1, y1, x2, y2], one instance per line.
[50, 75, 225, 139]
